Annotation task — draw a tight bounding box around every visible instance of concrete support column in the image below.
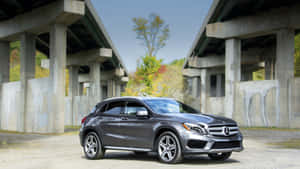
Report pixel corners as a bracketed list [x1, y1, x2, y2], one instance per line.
[89, 63, 101, 99]
[191, 77, 199, 98]
[225, 38, 241, 118]
[68, 66, 79, 126]
[107, 79, 116, 98]
[200, 69, 209, 113]
[115, 81, 121, 97]
[216, 74, 222, 97]
[276, 29, 295, 127]
[49, 24, 67, 133]
[68, 66, 79, 97]
[0, 41, 10, 129]
[20, 33, 36, 132]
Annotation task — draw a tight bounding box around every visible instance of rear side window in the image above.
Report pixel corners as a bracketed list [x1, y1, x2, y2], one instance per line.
[103, 101, 125, 116]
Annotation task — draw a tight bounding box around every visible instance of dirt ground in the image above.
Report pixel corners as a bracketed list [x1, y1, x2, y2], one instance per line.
[0, 129, 300, 169]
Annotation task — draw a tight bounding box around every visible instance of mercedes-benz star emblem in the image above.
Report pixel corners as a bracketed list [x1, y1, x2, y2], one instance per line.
[223, 127, 230, 136]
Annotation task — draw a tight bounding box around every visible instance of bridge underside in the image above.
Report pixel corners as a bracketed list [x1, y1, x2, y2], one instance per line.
[0, 0, 128, 133]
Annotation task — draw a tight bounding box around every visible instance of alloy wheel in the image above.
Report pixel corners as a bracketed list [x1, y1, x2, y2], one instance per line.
[158, 135, 177, 162]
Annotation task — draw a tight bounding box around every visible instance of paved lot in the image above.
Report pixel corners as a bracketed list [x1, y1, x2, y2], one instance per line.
[0, 130, 300, 169]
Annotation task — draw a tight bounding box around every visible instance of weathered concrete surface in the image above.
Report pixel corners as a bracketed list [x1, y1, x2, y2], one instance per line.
[49, 23, 67, 133]
[206, 4, 300, 39]
[1, 130, 300, 169]
[225, 38, 241, 118]
[276, 29, 295, 128]
[0, 0, 85, 41]
[20, 32, 36, 132]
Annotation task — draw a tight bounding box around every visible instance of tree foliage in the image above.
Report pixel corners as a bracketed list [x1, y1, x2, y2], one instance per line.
[133, 13, 169, 57]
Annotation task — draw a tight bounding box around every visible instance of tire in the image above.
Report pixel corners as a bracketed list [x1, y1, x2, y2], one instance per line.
[208, 152, 232, 161]
[83, 132, 105, 160]
[134, 151, 148, 156]
[156, 131, 183, 164]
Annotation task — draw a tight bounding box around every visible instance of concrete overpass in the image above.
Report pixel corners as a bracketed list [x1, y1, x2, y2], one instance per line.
[0, 0, 128, 133]
[183, 0, 300, 128]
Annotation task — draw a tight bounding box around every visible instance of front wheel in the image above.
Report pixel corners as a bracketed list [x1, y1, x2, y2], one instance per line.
[157, 131, 183, 164]
[208, 152, 232, 161]
[83, 132, 105, 160]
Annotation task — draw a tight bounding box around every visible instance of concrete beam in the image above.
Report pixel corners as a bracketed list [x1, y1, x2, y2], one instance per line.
[49, 24, 67, 133]
[206, 4, 300, 39]
[188, 51, 260, 69]
[0, 0, 85, 41]
[121, 76, 129, 83]
[67, 48, 112, 66]
[182, 68, 202, 77]
[20, 33, 36, 132]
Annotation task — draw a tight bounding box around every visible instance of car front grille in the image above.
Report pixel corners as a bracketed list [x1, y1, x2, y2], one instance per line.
[211, 141, 241, 149]
[208, 125, 239, 137]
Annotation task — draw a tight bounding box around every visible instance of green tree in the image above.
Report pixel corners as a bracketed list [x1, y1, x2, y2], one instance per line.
[133, 13, 169, 57]
[136, 55, 162, 95]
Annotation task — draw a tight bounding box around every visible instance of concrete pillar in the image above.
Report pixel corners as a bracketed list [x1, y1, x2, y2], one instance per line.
[0, 41, 10, 129]
[276, 29, 295, 127]
[68, 66, 79, 97]
[225, 38, 241, 118]
[20, 33, 36, 132]
[200, 69, 209, 113]
[49, 24, 67, 133]
[0, 41, 10, 83]
[79, 82, 84, 96]
[107, 79, 115, 98]
[68, 66, 79, 126]
[216, 74, 222, 97]
[89, 63, 101, 101]
[115, 81, 121, 97]
[191, 77, 199, 98]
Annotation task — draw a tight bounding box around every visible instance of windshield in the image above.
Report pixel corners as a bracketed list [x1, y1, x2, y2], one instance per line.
[144, 99, 200, 114]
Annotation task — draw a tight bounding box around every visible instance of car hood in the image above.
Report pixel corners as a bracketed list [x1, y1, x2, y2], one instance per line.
[165, 113, 237, 126]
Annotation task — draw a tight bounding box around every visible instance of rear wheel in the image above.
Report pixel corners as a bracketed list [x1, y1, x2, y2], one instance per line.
[83, 132, 105, 160]
[157, 131, 183, 164]
[208, 152, 232, 161]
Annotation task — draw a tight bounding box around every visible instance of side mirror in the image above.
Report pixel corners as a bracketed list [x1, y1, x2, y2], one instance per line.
[136, 110, 149, 118]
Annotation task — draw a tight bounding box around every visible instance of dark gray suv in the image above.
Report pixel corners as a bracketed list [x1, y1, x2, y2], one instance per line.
[79, 97, 243, 164]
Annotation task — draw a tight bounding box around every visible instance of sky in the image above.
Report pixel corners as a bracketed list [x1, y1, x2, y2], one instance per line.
[91, 0, 213, 72]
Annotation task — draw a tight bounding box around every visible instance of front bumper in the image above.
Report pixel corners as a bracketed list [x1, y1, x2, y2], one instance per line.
[180, 130, 243, 154]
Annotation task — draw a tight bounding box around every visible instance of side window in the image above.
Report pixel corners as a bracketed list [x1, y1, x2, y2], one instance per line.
[103, 101, 125, 116]
[125, 102, 147, 116]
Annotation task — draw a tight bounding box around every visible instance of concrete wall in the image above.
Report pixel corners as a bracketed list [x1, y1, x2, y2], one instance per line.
[64, 96, 96, 126]
[0, 81, 21, 131]
[291, 78, 300, 128]
[207, 97, 225, 116]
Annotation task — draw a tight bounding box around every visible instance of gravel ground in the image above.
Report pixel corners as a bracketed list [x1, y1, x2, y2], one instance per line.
[0, 129, 300, 169]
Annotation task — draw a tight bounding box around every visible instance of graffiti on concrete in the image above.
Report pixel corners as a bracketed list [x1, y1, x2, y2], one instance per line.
[238, 80, 280, 127]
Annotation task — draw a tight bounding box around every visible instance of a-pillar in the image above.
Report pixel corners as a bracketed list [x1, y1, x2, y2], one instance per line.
[0, 41, 10, 129]
[49, 24, 67, 133]
[68, 66, 79, 125]
[225, 38, 241, 118]
[20, 33, 36, 132]
[276, 29, 295, 128]
[89, 63, 101, 103]
[200, 69, 210, 113]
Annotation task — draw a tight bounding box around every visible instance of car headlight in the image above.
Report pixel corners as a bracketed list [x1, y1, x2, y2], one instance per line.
[183, 123, 208, 135]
